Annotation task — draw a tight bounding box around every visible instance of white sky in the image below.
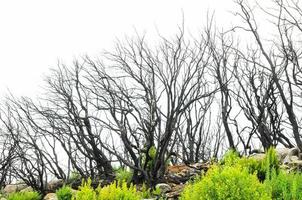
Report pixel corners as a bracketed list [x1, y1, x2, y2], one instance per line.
[0, 0, 240, 97]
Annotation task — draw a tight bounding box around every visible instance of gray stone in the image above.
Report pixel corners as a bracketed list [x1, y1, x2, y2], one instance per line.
[276, 148, 290, 162]
[47, 179, 64, 191]
[43, 193, 57, 200]
[20, 186, 33, 193]
[249, 153, 266, 161]
[155, 183, 171, 194]
[3, 183, 28, 194]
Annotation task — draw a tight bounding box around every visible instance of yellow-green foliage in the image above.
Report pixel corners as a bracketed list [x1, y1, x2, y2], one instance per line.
[221, 148, 280, 181]
[221, 149, 262, 174]
[264, 170, 302, 200]
[261, 147, 280, 180]
[148, 146, 157, 159]
[180, 164, 270, 200]
[115, 168, 133, 183]
[97, 181, 141, 200]
[72, 179, 143, 200]
[69, 171, 81, 182]
[7, 191, 41, 200]
[73, 178, 96, 200]
[140, 183, 161, 199]
[56, 185, 73, 200]
[220, 149, 240, 166]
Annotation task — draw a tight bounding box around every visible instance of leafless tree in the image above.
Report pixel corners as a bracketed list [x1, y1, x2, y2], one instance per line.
[85, 29, 217, 186]
[0, 110, 15, 187]
[0, 98, 68, 194]
[235, 0, 302, 150]
[176, 94, 221, 163]
[23, 65, 115, 181]
[205, 23, 238, 151]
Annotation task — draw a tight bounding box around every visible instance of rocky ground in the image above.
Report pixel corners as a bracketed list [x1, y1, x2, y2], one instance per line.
[2, 147, 302, 200]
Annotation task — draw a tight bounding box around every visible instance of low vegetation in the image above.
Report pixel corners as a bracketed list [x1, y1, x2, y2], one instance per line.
[7, 191, 41, 200]
[181, 148, 302, 200]
[72, 178, 159, 200]
[56, 185, 73, 200]
[3, 148, 302, 199]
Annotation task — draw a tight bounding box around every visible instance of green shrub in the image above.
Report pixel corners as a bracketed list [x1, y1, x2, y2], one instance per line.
[180, 165, 270, 200]
[73, 179, 142, 200]
[140, 183, 161, 199]
[264, 170, 302, 200]
[56, 185, 73, 200]
[260, 147, 280, 181]
[221, 147, 280, 182]
[221, 149, 263, 177]
[220, 149, 241, 166]
[7, 191, 41, 200]
[69, 171, 81, 182]
[73, 178, 96, 200]
[96, 181, 141, 200]
[115, 168, 133, 183]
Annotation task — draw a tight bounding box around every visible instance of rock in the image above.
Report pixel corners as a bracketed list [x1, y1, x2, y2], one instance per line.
[283, 148, 300, 164]
[189, 162, 210, 171]
[0, 194, 7, 200]
[276, 148, 290, 162]
[291, 156, 299, 161]
[165, 163, 206, 184]
[71, 189, 78, 194]
[3, 183, 28, 194]
[249, 153, 265, 161]
[165, 184, 185, 199]
[20, 186, 33, 193]
[47, 179, 64, 192]
[156, 183, 171, 194]
[43, 193, 57, 200]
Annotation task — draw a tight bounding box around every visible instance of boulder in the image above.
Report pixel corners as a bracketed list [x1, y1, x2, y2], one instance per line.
[249, 153, 265, 161]
[165, 183, 185, 199]
[43, 193, 57, 200]
[282, 148, 300, 164]
[20, 186, 33, 193]
[155, 183, 171, 194]
[275, 148, 290, 162]
[3, 183, 28, 194]
[47, 179, 64, 192]
[164, 163, 207, 184]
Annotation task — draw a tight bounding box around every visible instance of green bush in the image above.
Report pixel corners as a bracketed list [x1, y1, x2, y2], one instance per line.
[7, 191, 41, 200]
[220, 149, 241, 166]
[140, 183, 161, 199]
[115, 168, 133, 183]
[69, 171, 81, 182]
[221, 147, 280, 182]
[96, 181, 141, 200]
[73, 179, 143, 200]
[56, 185, 73, 200]
[260, 147, 280, 181]
[264, 170, 302, 200]
[180, 165, 270, 200]
[73, 178, 96, 200]
[222, 150, 261, 173]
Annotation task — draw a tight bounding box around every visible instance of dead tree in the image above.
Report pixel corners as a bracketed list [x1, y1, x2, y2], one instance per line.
[0, 99, 68, 194]
[235, 0, 302, 150]
[22, 65, 115, 181]
[85, 29, 217, 186]
[0, 110, 15, 187]
[233, 53, 293, 149]
[205, 25, 237, 151]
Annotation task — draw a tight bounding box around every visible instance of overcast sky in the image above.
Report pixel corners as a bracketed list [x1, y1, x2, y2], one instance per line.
[0, 0, 243, 97]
